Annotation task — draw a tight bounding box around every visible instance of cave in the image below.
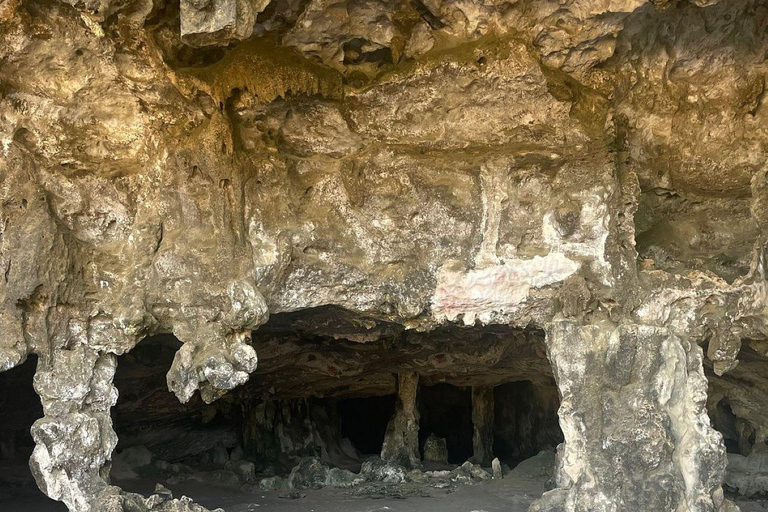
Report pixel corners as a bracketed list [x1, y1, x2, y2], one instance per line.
[88, 307, 568, 505]
[0, 355, 65, 511]
[418, 384, 474, 464]
[337, 395, 395, 456]
[3, 0, 768, 509]
[110, 334, 245, 495]
[493, 381, 562, 464]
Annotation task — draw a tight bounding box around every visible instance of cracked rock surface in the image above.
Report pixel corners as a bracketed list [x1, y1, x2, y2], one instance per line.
[0, 0, 767, 510]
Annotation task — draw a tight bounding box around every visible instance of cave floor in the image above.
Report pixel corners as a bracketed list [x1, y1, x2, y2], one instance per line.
[3, 460, 768, 512]
[0, 462, 544, 512]
[118, 473, 546, 512]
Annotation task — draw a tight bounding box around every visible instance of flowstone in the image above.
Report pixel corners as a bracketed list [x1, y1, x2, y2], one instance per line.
[532, 321, 731, 512]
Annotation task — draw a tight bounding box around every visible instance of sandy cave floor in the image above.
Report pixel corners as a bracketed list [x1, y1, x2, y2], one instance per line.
[3, 458, 768, 512]
[1, 466, 543, 512]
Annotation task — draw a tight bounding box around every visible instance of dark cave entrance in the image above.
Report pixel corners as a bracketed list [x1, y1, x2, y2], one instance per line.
[111, 334, 246, 495]
[0, 355, 39, 462]
[493, 380, 562, 464]
[337, 395, 395, 456]
[103, 307, 565, 508]
[711, 399, 754, 455]
[419, 383, 474, 464]
[0, 355, 66, 510]
[705, 345, 768, 461]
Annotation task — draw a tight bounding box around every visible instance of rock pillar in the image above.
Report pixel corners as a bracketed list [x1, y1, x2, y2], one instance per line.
[530, 319, 735, 512]
[472, 385, 494, 466]
[381, 372, 421, 469]
[29, 345, 118, 512]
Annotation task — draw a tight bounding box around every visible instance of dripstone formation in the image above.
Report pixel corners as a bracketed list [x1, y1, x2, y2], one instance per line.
[0, 0, 766, 510]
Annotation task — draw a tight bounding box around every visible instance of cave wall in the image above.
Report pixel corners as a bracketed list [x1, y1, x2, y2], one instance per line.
[0, 0, 767, 510]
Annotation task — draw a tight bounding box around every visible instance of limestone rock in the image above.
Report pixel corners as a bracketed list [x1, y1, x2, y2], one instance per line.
[180, 0, 269, 47]
[491, 457, 502, 480]
[449, 461, 491, 484]
[532, 321, 729, 512]
[326, 467, 365, 488]
[509, 451, 555, 481]
[224, 460, 256, 482]
[724, 446, 768, 497]
[0, 0, 765, 510]
[287, 457, 330, 490]
[360, 456, 407, 484]
[380, 372, 421, 469]
[258, 475, 288, 491]
[423, 434, 448, 464]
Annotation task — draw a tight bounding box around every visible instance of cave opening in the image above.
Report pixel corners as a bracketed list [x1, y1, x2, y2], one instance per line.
[493, 380, 563, 464]
[100, 307, 566, 506]
[111, 334, 244, 497]
[337, 395, 395, 456]
[711, 398, 755, 456]
[0, 355, 66, 510]
[418, 383, 474, 464]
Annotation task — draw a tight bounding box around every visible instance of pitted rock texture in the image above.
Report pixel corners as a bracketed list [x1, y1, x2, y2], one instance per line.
[0, 0, 767, 510]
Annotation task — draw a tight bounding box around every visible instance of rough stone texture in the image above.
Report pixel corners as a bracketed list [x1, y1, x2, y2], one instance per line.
[471, 385, 494, 466]
[423, 434, 448, 464]
[381, 372, 421, 469]
[724, 445, 768, 498]
[287, 456, 330, 490]
[1, 0, 767, 509]
[180, 0, 265, 48]
[533, 321, 729, 512]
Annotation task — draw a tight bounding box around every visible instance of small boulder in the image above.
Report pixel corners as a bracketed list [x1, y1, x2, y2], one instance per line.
[361, 456, 407, 483]
[423, 434, 449, 464]
[225, 460, 256, 482]
[288, 457, 330, 490]
[211, 444, 229, 468]
[155, 460, 195, 477]
[510, 450, 556, 481]
[449, 461, 491, 483]
[326, 467, 365, 488]
[259, 475, 288, 491]
[725, 447, 768, 497]
[407, 468, 429, 484]
[492, 457, 502, 479]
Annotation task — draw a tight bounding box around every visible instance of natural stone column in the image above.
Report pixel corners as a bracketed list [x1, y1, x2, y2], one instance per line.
[381, 372, 421, 469]
[30, 345, 118, 512]
[530, 319, 735, 512]
[471, 385, 494, 466]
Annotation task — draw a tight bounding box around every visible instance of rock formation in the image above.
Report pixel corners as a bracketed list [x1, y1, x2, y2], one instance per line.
[0, 0, 766, 510]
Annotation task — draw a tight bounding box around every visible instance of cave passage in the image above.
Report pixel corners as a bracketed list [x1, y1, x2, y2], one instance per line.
[338, 395, 395, 456]
[712, 399, 754, 455]
[0, 308, 577, 509]
[493, 380, 562, 464]
[0, 355, 66, 511]
[106, 310, 569, 483]
[419, 383, 474, 464]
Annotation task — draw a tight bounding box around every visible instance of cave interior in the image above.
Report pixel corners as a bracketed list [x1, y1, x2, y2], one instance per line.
[0, 307, 567, 496]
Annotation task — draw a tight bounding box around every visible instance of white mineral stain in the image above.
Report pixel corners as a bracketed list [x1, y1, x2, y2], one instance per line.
[432, 253, 579, 324]
[432, 188, 612, 324]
